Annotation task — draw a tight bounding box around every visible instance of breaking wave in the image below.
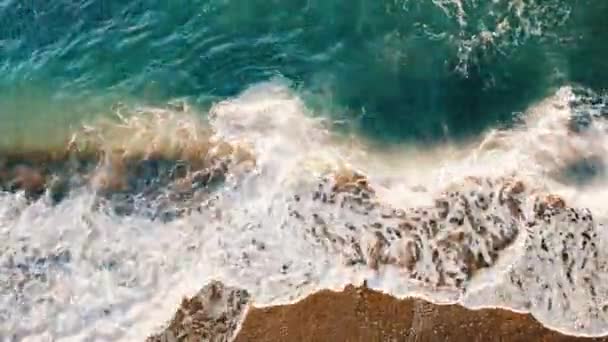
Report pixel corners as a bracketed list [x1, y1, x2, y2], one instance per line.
[2, 81, 608, 340]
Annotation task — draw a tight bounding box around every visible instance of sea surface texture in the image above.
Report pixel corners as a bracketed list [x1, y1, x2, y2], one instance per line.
[1, 0, 608, 340]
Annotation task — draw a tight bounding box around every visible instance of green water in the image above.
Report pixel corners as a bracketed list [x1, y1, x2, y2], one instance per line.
[1, 0, 607, 145]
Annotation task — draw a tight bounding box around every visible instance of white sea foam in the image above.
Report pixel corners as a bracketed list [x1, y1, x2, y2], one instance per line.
[2, 81, 608, 340]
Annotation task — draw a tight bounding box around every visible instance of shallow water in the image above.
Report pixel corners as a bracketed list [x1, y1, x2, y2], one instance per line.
[2, 1, 608, 341]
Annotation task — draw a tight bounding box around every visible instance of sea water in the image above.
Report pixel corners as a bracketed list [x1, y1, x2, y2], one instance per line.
[1, 1, 608, 340]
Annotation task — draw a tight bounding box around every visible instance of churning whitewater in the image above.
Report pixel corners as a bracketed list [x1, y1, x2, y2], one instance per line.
[2, 81, 608, 340]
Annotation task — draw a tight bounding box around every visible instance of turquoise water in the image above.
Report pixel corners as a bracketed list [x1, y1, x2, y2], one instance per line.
[2, 0, 607, 143]
[4, 2, 608, 341]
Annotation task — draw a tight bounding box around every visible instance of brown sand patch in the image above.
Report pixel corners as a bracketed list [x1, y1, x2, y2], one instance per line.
[235, 285, 608, 342]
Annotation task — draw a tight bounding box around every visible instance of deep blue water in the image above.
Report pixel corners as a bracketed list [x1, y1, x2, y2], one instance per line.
[1, 0, 607, 143]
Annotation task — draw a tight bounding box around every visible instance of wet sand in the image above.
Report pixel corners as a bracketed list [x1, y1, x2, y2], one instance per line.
[235, 285, 608, 342]
[148, 282, 608, 342]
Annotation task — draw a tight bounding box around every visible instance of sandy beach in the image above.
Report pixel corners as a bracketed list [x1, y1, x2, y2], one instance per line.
[148, 282, 608, 342]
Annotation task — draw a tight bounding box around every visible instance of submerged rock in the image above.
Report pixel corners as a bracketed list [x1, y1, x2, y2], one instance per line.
[147, 281, 251, 342]
[568, 110, 593, 133]
[555, 155, 606, 186]
[302, 174, 528, 289]
[0, 107, 256, 221]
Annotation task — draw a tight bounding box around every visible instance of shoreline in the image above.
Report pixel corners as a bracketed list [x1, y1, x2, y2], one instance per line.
[148, 282, 608, 342]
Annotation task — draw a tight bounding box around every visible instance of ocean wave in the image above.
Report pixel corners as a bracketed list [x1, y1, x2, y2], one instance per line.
[2, 81, 608, 340]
